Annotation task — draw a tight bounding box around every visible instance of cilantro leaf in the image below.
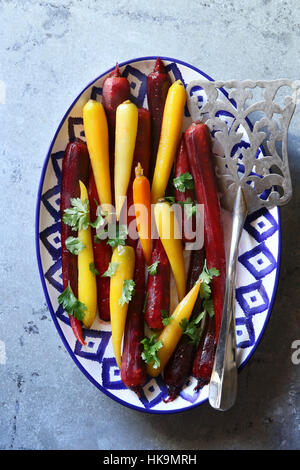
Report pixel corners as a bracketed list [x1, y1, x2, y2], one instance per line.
[65, 236, 85, 255]
[89, 262, 99, 276]
[199, 260, 220, 300]
[173, 172, 194, 192]
[58, 285, 87, 322]
[62, 198, 90, 231]
[119, 279, 135, 306]
[102, 262, 118, 278]
[179, 310, 206, 344]
[142, 292, 149, 314]
[141, 334, 163, 369]
[107, 224, 128, 248]
[164, 196, 176, 204]
[203, 299, 215, 318]
[161, 310, 171, 326]
[90, 214, 105, 229]
[147, 261, 160, 276]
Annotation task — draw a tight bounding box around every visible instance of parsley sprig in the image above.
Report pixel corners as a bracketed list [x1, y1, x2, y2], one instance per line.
[179, 261, 220, 344]
[119, 279, 136, 306]
[141, 334, 163, 369]
[63, 198, 90, 231]
[102, 262, 119, 278]
[89, 262, 99, 276]
[147, 261, 160, 276]
[161, 310, 171, 326]
[65, 236, 85, 255]
[173, 172, 194, 192]
[58, 285, 87, 322]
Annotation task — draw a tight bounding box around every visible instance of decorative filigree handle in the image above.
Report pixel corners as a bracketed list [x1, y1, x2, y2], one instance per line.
[186, 79, 297, 212]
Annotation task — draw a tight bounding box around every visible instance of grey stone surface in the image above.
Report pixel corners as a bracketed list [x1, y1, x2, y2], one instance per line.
[0, 0, 299, 450]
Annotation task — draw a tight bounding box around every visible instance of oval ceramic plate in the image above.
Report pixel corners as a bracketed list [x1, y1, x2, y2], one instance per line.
[36, 57, 280, 414]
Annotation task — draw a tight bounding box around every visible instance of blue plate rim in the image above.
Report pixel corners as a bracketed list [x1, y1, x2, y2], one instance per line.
[35, 55, 281, 414]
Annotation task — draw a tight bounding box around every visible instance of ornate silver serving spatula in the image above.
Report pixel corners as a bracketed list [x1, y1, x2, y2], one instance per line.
[186, 79, 298, 411]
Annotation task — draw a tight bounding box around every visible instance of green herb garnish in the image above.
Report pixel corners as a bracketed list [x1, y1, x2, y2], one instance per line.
[65, 236, 85, 255]
[173, 172, 194, 192]
[102, 262, 119, 278]
[62, 198, 90, 231]
[119, 279, 136, 306]
[58, 285, 87, 321]
[161, 310, 171, 326]
[89, 262, 99, 276]
[107, 224, 128, 248]
[147, 261, 160, 276]
[142, 292, 149, 314]
[199, 260, 220, 300]
[141, 334, 163, 369]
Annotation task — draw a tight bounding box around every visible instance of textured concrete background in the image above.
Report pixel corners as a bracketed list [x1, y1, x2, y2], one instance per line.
[0, 0, 299, 450]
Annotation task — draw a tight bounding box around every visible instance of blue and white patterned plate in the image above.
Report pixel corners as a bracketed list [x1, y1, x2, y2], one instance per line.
[35, 57, 280, 414]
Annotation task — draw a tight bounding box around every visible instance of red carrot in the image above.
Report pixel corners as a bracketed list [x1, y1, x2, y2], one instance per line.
[102, 63, 130, 192]
[147, 57, 171, 180]
[87, 171, 112, 321]
[184, 123, 226, 343]
[60, 138, 90, 345]
[173, 135, 196, 243]
[192, 315, 216, 390]
[144, 237, 170, 330]
[164, 248, 205, 401]
[121, 241, 147, 394]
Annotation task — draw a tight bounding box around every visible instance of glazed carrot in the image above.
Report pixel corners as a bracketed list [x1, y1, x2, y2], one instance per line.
[154, 199, 186, 301]
[88, 171, 112, 321]
[173, 135, 196, 243]
[83, 100, 112, 215]
[184, 122, 226, 342]
[114, 100, 138, 220]
[192, 315, 216, 390]
[147, 57, 171, 180]
[120, 108, 151, 245]
[121, 241, 147, 394]
[151, 80, 186, 203]
[132, 163, 151, 264]
[109, 245, 135, 368]
[146, 279, 202, 377]
[145, 238, 170, 330]
[60, 138, 89, 345]
[77, 181, 97, 328]
[164, 248, 205, 401]
[102, 63, 130, 159]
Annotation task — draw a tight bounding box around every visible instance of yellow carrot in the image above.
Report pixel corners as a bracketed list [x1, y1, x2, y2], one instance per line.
[154, 199, 186, 301]
[78, 180, 97, 328]
[132, 162, 151, 264]
[109, 244, 135, 368]
[151, 80, 186, 203]
[83, 100, 112, 213]
[147, 279, 201, 377]
[115, 100, 138, 220]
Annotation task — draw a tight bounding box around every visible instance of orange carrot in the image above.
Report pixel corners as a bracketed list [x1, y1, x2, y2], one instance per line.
[132, 163, 152, 264]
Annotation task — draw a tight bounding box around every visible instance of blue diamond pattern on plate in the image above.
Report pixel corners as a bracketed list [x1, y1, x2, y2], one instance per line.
[236, 280, 269, 317]
[235, 316, 255, 349]
[102, 357, 127, 390]
[238, 242, 277, 279]
[122, 65, 147, 107]
[75, 330, 111, 362]
[138, 376, 168, 409]
[244, 207, 278, 242]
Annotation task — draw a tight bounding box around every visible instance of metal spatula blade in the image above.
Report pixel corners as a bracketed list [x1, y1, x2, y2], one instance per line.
[186, 79, 298, 411]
